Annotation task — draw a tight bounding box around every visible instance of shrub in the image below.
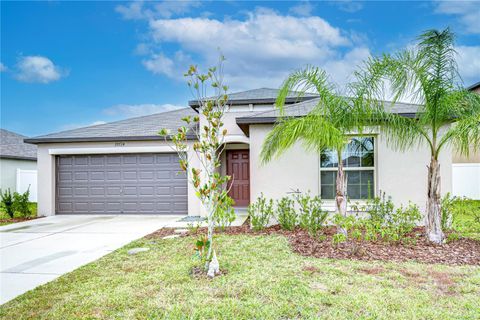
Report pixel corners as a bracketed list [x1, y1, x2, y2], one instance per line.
[248, 193, 274, 231]
[0, 188, 15, 218]
[335, 198, 421, 244]
[13, 188, 31, 218]
[296, 193, 329, 236]
[366, 191, 395, 223]
[275, 196, 297, 230]
[441, 192, 456, 229]
[213, 195, 236, 230]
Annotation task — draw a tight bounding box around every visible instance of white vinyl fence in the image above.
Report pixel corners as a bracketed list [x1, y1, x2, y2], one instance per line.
[16, 169, 38, 202]
[452, 163, 480, 200]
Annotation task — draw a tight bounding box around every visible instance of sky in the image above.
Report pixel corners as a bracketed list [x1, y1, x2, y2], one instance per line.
[1, 0, 479, 137]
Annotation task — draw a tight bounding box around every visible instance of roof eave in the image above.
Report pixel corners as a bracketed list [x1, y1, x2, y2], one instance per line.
[24, 135, 198, 144]
[0, 155, 37, 161]
[188, 96, 318, 109]
[467, 81, 480, 91]
[235, 112, 419, 136]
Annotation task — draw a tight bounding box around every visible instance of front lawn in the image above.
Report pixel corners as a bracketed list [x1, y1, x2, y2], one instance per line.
[1, 234, 479, 319]
[452, 199, 480, 240]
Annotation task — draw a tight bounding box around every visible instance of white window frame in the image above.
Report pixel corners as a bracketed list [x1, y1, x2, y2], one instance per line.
[319, 135, 377, 202]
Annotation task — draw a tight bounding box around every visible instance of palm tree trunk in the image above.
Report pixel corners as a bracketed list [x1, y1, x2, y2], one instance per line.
[336, 150, 347, 235]
[426, 157, 444, 244]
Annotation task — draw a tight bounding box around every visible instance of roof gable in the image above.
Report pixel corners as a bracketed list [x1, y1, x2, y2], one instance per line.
[25, 108, 197, 144]
[235, 98, 422, 135]
[188, 87, 319, 108]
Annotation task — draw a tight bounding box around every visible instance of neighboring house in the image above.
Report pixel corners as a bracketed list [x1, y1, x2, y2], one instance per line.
[0, 129, 38, 201]
[451, 82, 480, 199]
[25, 88, 452, 216]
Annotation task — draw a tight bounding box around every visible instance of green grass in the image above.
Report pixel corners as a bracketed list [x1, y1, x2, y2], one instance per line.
[1, 234, 479, 319]
[0, 202, 37, 226]
[452, 200, 480, 240]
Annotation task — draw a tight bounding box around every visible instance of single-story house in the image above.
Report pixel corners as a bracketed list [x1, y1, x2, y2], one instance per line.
[1, 129, 38, 201]
[25, 88, 452, 216]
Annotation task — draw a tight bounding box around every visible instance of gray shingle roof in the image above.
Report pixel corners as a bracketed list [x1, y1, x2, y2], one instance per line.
[0, 129, 37, 160]
[189, 88, 318, 108]
[25, 108, 197, 144]
[237, 98, 421, 120]
[235, 98, 423, 134]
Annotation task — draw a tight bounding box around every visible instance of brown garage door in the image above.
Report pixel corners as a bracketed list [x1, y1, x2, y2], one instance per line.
[56, 153, 187, 214]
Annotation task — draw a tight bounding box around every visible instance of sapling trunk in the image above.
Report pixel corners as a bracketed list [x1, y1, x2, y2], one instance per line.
[335, 150, 348, 235]
[426, 157, 444, 244]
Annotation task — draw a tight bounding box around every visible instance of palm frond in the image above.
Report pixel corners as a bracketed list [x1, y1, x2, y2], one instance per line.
[276, 66, 332, 116]
[260, 114, 344, 164]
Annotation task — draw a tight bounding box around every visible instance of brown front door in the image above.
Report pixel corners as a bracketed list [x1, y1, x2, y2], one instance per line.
[226, 150, 250, 206]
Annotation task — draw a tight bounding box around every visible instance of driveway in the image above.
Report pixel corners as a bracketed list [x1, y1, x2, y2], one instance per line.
[0, 214, 183, 304]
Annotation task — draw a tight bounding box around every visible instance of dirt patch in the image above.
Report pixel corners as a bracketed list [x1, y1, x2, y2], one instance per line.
[302, 265, 321, 274]
[147, 222, 480, 266]
[429, 271, 457, 295]
[190, 266, 228, 279]
[359, 266, 385, 275]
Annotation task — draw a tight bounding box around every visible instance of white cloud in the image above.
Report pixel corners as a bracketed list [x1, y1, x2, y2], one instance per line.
[153, 0, 201, 18]
[289, 2, 315, 17]
[115, 1, 150, 20]
[116, 0, 201, 20]
[142, 53, 174, 76]
[0, 62, 6, 72]
[141, 9, 366, 89]
[14, 56, 66, 83]
[435, 1, 480, 34]
[103, 103, 184, 118]
[456, 45, 480, 86]
[334, 1, 363, 13]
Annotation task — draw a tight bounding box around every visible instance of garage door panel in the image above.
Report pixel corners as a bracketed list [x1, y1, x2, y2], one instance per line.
[74, 157, 88, 165]
[106, 171, 121, 180]
[139, 171, 155, 180]
[56, 154, 187, 214]
[107, 156, 121, 165]
[90, 171, 105, 180]
[106, 186, 122, 196]
[90, 156, 105, 165]
[74, 187, 89, 196]
[123, 171, 137, 180]
[74, 172, 89, 180]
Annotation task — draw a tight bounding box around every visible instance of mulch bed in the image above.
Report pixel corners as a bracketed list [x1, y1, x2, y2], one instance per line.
[147, 221, 480, 266]
[0, 216, 39, 225]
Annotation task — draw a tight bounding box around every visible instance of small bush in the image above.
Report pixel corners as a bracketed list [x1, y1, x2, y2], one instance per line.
[213, 195, 236, 230]
[366, 191, 395, 223]
[441, 192, 455, 229]
[275, 196, 297, 231]
[13, 188, 31, 218]
[296, 193, 329, 236]
[248, 193, 273, 231]
[387, 202, 421, 240]
[335, 197, 421, 244]
[1, 188, 15, 218]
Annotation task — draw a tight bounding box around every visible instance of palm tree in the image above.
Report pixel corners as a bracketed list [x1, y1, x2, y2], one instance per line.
[351, 28, 480, 243]
[261, 67, 359, 230]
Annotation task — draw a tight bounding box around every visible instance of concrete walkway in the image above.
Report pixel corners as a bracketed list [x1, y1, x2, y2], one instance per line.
[0, 214, 182, 304]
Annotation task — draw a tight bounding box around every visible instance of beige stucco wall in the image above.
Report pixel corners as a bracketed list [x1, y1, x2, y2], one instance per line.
[249, 124, 320, 202]
[35, 140, 202, 217]
[0, 158, 37, 193]
[453, 149, 480, 163]
[249, 124, 452, 214]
